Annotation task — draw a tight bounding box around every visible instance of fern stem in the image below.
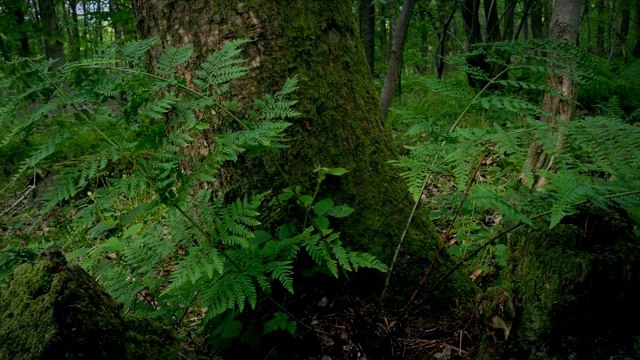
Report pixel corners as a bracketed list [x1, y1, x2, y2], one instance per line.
[380, 172, 431, 305]
[401, 155, 484, 315]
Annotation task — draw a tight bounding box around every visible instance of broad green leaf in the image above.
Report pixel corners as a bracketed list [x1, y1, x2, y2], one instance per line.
[313, 216, 330, 230]
[313, 198, 334, 216]
[299, 195, 313, 207]
[327, 205, 355, 218]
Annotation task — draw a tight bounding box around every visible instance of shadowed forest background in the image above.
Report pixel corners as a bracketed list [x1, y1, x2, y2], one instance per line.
[1, 0, 640, 359]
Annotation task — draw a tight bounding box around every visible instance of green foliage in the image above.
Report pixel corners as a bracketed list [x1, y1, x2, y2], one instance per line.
[0, 38, 386, 346]
[392, 39, 640, 272]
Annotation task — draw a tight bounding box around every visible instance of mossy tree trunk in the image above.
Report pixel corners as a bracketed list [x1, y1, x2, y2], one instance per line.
[130, 0, 473, 304]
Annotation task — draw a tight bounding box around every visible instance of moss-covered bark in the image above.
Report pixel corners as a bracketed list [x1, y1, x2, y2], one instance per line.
[130, 0, 475, 303]
[478, 213, 640, 359]
[0, 250, 192, 360]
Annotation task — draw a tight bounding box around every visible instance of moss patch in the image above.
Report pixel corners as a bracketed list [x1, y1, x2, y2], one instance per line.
[0, 250, 192, 360]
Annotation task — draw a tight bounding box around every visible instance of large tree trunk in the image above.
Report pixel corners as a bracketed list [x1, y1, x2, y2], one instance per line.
[130, 0, 473, 303]
[521, 0, 582, 188]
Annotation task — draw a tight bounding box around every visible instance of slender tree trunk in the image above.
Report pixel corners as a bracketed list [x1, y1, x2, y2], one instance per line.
[484, 0, 502, 43]
[618, 0, 630, 47]
[380, 0, 416, 120]
[522, 0, 582, 188]
[38, 0, 65, 70]
[514, 0, 533, 40]
[81, 0, 90, 57]
[13, 1, 31, 56]
[530, 0, 544, 39]
[634, 0, 640, 56]
[502, 0, 517, 40]
[130, 0, 473, 302]
[379, 3, 390, 67]
[68, 0, 80, 60]
[596, 0, 605, 55]
[416, 3, 429, 74]
[462, 0, 492, 88]
[359, 0, 375, 74]
[109, 0, 123, 41]
[436, 1, 458, 79]
[484, 0, 507, 79]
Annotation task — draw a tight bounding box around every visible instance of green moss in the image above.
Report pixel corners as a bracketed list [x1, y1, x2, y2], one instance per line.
[0, 252, 191, 359]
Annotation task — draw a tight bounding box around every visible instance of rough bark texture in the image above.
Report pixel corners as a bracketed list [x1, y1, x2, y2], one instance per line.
[380, 0, 416, 119]
[0, 250, 192, 360]
[522, 0, 581, 188]
[130, 0, 474, 303]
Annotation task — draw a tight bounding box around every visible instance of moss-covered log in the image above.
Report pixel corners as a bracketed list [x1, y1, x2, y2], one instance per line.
[0, 250, 192, 360]
[478, 212, 640, 359]
[130, 0, 474, 304]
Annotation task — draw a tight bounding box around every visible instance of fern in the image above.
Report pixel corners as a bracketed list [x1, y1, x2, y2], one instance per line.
[0, 37, 388, 336]
[393, 39, 640, 270]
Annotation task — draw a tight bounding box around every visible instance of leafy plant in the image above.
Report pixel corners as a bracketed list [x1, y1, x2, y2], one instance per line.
[391, 39, 640, 272]
[0, 38, 386, 344]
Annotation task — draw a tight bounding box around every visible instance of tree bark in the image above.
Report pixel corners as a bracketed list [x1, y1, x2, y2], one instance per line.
[522, 0, 581, 188]
[359, 0, 375, 74]
[635, 0, 640, 57]
[130, 0, 472, 302]
[37, 0, 65, 70]
[380, 0, 416, 120]
[436, 0, 458, 79]
[416, 3, 429, 74]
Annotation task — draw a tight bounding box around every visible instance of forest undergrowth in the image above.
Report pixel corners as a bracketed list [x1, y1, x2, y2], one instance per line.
[2, 38, 640, 358]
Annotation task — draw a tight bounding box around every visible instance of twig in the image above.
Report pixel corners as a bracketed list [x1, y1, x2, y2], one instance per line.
[0, 185, 35, 218]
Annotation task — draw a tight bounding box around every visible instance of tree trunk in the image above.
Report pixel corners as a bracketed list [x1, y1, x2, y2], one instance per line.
[359, 0, 375, 75]
[37, 0, 65, 70]
[130, 0, 473, 303]
[379, 3, 390, 66]
[462, 0, 492, 88]
[596, 0, 605, 55]
[14, 0, 31, 56]
[380, 0, 416, 120]
[618, 0, 630, 56]
[416, 3, 429, 74]
[502, 0, 517, 41]
[436, 0, 458, 79]
[635, 0, 640, 56]
[522, 0, 581, 188]
[530, 0, 544, 39]
[68, 0, 81, 60]
[109, 0, 123, 41]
